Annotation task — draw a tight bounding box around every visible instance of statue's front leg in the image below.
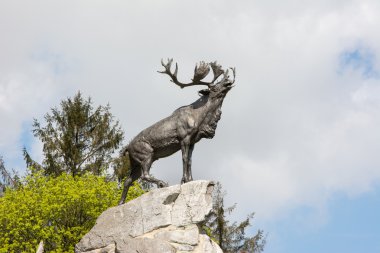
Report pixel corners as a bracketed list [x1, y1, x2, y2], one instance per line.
[180, 139, 193, 184]
[187, 144, 194, 181]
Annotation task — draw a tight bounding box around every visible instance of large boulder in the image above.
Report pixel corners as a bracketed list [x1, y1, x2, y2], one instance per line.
[75, 180, 223, 253]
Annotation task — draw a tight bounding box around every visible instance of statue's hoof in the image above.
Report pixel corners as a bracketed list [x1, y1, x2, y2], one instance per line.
[180, 178, 193, 184]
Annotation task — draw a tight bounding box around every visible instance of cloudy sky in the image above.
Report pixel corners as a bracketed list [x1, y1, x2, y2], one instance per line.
[1, 0, 380, 252]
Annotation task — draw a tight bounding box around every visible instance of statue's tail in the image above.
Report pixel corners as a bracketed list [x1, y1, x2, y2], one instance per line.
[115, 146, 130, 184]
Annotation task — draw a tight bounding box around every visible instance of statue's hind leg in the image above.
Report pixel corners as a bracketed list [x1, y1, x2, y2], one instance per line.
[119, 163, 142, 205]
[140, 155, 168, 188]
[129, 141, 168, 189]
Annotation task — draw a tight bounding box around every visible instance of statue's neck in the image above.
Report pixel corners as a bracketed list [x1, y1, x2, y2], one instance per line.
[191, 95, 225, 141]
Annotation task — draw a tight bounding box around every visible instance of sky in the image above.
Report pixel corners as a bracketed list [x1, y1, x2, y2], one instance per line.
[1, 0, 380, 252]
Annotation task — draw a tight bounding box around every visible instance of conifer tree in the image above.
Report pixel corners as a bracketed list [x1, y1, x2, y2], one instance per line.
[24, 92, 124, 176]
[0, 156, 19, 195]
[202, 183, 266, 253]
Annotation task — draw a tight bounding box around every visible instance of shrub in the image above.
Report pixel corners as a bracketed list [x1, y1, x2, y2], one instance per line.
[0, 172, 144, 252]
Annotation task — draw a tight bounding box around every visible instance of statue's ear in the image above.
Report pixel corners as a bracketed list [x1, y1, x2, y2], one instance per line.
[198, 89, 210, 96]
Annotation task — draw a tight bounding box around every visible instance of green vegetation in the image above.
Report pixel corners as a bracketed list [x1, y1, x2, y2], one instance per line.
[0, 172, 143, 253]
[24, 91, 124, 177]
[202, 182, 266, 253]
[0, 157, 18, 195]
[0, 93, 138, 252]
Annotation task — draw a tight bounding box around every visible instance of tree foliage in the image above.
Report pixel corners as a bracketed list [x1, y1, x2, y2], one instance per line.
[25, 92, 124, 177]
[112, 148, 131, 184]
[0, 156, 19, 196]
[202, 183, 266, 253]
[0, 172, 144, 253]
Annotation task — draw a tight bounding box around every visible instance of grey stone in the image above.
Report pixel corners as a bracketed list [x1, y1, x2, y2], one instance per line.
[171, 242, 195, 251]
[172, 181, 214, 226]
[75, 180, 222, 253]
[140, 184, 181, 234]
[154, 224, 199, 245]
[81, 243, 115, 253]
[194, 235, 223, 253]
[117, 238, 175, 253]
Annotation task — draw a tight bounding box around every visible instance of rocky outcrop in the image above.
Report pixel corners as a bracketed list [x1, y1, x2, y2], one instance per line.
[75, 180, 222, 253]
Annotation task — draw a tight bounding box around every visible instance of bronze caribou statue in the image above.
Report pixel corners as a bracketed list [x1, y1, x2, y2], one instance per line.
[119, 59, 236, 204]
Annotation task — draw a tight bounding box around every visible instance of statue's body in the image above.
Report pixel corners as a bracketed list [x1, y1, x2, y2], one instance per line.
[119, 59, 235, 204]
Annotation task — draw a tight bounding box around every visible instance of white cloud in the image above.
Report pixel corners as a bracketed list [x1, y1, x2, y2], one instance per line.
[0, 63, 65, 161]
[1, 0, 380, 225]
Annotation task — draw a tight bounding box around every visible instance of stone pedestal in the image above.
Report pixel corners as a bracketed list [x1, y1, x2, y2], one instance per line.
[75, 180, 223, 253]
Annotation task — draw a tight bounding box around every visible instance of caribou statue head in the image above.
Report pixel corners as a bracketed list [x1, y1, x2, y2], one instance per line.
[119, 59, 236, 204]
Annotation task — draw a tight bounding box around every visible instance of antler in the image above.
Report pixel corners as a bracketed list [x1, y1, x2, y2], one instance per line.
[218, 66, 236, 85]
[158, 58, 225, 88]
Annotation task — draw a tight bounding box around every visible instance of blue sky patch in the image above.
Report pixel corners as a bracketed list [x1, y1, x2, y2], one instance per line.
[19, 121, 34, 153]
[264, 185, 380, 253]
[339, 47, 379, 79]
